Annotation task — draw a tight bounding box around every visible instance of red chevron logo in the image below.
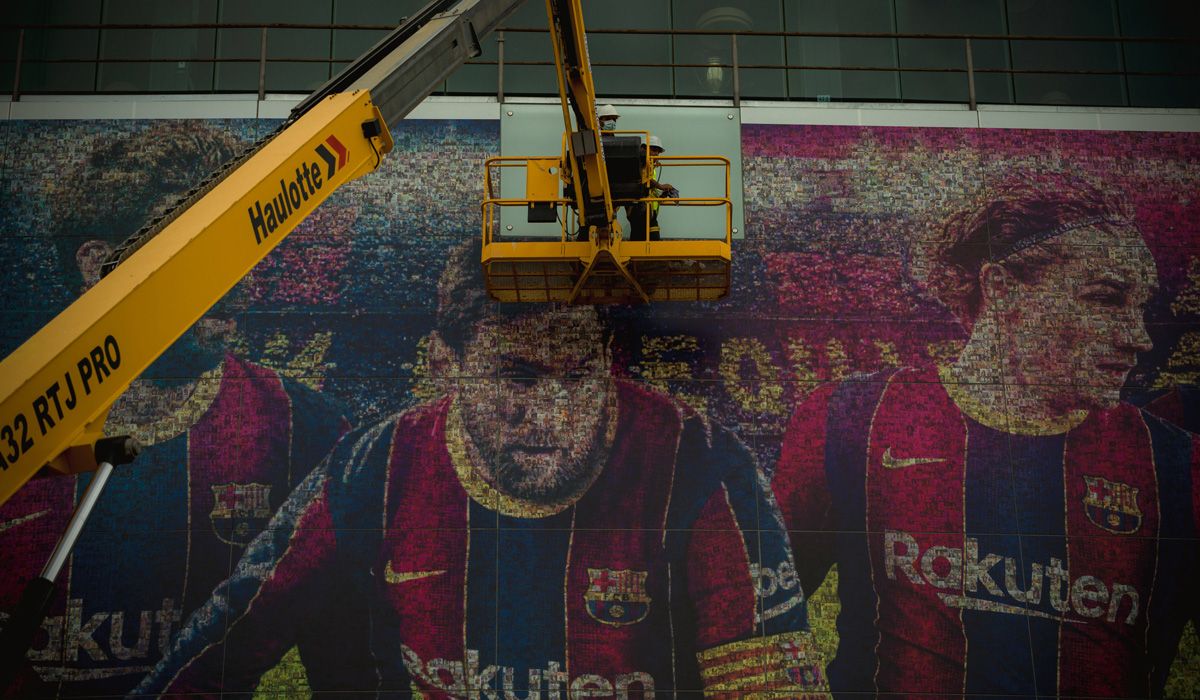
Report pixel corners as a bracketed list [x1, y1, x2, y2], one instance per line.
[326, 135, 347, 168]
[314, 135, 348, 180]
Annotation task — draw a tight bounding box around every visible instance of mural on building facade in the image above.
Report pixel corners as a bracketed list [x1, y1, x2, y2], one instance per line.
[0, 118, 1197, 698]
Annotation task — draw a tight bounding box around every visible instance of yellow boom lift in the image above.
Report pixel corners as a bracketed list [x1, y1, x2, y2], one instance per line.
[482, 1, 733, 303]
[0, 0, 732, 678]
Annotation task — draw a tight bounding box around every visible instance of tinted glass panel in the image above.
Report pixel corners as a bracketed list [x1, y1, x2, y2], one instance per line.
[497, 3, 555, 96]
[217, 0, 332, 93]
[786, 0, 899, 101]
[16, 0, 102, 93]
[895, 0, 1011, 104]
[674, 1, 785, 99]
[586, 1, 671, 97]
[1007, 0, 1125, 106]
[0, 29, 18, 93]
[1118, 0, 1200, 107]
[332, 0, 415, 62]
[99, 0, 218, 93]
[2, 0, 1195, 107]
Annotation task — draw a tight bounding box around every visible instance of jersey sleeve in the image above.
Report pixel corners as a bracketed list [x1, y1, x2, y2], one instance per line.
[772, 384, 837, 597]
[676, 420, 829, 697]
[1138, 385, 1200, 435]
[1140, 398, 1200, 672]
[132, 454, 341, 695]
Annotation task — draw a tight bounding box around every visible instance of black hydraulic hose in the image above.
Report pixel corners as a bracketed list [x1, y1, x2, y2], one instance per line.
[288, 0, 460, 124]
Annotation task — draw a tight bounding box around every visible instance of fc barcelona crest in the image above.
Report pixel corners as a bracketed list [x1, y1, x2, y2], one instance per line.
[210, 482, 272, 545]
[779, 637, 825, 688]
[1082, 476, 1142, 534]
[584, 568, 650, 626]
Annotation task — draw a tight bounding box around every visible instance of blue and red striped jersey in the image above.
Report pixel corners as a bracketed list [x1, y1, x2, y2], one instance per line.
[774, 367, 1200, 698]
[136, 380, 825, 697]
[0, 355, 348, 698]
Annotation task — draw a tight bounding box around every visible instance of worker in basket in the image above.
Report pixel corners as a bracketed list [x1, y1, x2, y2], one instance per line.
[628, 135, 678, 242]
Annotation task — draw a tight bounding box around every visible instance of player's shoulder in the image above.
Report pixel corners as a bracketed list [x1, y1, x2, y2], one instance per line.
[341, 397, 448, 453]
[1131, 384, 1200, 436]
[1094, 389, 1194, 439]
[324, 421, 389, 487]
[281, 380, 350, 436]
[1080, 401, 1198, 493]
[610, 379, 754, 480]
[610, 377, 714, 445]
[319, 404, 441, 527]
[1132, 401, 1197, 451]
[221, 353, 282, 382]
[617, 375, 719, 430]
[814, 366, 924, 415]
[225, 354, 347, 419]
[614, 377, 690, 416]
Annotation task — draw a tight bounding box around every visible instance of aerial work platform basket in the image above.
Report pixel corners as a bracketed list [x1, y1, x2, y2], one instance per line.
[481, 141, 733, 304]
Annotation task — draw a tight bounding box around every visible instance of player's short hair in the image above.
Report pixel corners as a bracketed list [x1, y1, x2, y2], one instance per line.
[51, 122, 242, 292]
[435, 238, 611, 353]
[918, 176, 1138, 327]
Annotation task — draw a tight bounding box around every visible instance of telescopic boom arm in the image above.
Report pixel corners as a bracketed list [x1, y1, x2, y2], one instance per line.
[0, 0, 525, 509]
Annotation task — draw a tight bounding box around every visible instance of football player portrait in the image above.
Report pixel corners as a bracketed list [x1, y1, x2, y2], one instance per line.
[773, 177, 1199, 697]
[135, 240, 826, 698]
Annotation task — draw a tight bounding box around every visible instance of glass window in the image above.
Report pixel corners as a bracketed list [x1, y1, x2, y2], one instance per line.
[1, 29, 21, 94]
[98, 0, 218, 93]
[329, 1, 495, 95]
[786, 0, 899, 102]
[500, 1, 673, 98]
[216, 0, 333, 93]
[15, 0, 102, 93]
[1118, 0, 1200, 107]
[497, 3, 556, 96]
[674, 1, 785, 99]
[445, 33, 499, 96]
[332, 0, 416, 63]
[2, 0, 1193, 108]
[586, 0, 671, 97]
[895, 0, 1011, 104]
[1007, 0, 1125, 106]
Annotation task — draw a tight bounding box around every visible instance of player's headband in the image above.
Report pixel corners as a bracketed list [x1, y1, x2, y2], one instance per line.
[989, 215, 1133, 263]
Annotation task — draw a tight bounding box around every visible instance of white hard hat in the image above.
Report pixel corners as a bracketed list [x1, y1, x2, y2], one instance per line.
[648, 135, 665, 152]
[596, 104, 620, 119]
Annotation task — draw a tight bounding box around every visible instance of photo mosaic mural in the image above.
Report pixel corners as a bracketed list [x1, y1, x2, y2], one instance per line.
[0, 115, 1198, 698]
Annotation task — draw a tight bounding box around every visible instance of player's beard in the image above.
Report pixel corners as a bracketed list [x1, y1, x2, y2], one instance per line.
[490, 428, 605, 505]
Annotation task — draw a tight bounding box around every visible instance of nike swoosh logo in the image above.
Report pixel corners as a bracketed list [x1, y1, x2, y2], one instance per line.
[881, 447, 946, 470]
[0, 509, 50, 534]
[937, 593, 1081, 624]
[384, 560, 445, 585]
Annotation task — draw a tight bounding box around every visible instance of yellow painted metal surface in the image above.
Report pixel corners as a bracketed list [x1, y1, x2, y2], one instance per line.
[525, 158, 561, 201]
[481, 153, 733, 304]
[545, 0, 615, 231]
[483, 241, 732, 304]
[0, 90, 393, 507]
[484, 0, 731, 303]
